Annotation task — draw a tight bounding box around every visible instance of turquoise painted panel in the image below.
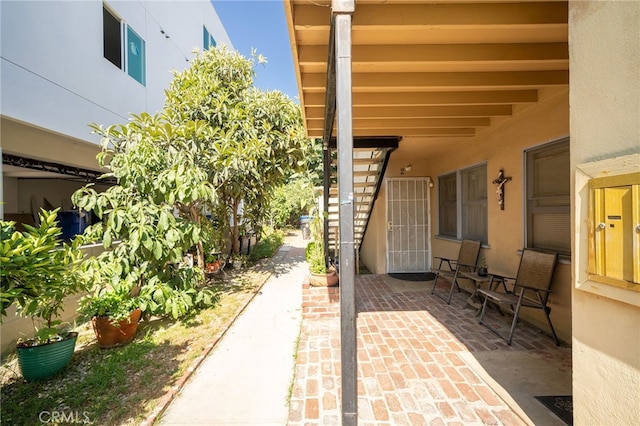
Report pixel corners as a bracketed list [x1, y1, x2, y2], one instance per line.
[127, 26, 145, 86]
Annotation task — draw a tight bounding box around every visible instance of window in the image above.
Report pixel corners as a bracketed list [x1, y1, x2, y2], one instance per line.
[525, 138, 570, 255]
[102, 4, 146, 85]
[103, 6, 121, 68]
[461, 165, 488, 242]
[438, 164, 488, 243]
[203, 26, 216, 50]
[438, 173, 457, 237]
[127, 26, 145, 85]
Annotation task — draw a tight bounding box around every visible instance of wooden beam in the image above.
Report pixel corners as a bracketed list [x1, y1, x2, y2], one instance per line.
[303, 90, 539, 107]
[308, 105, 512, 119]
[323, 136, 400, 149]
[294, 2, 567, 28]
[299, 43, 568, 65]
[353, 128, 476, 137]
[308, 117, 491, 130]
[302, 70, 569, 91]
[331, 157, 384, 165]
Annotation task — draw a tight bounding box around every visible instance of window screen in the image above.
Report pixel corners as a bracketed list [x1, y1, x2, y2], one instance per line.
[438, 173, 457, 237]
[526, 138, 570, 254]
[103, 7, 121, 68]
[461, 164, 487, 243]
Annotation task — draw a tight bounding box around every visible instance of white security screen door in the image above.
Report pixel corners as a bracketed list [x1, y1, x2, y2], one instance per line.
[386, 178, 432, 273]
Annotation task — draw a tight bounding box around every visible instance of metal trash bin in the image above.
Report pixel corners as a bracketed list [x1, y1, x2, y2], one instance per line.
[300, 215, 312, 240]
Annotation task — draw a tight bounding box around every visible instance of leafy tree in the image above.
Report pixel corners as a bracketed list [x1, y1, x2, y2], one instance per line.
[72, 46, 308, 318]
[269, 177, 315, 228]
[163, 46, 308, 254]
[72, 117, 216, 319]
[305, 138, 325, 187]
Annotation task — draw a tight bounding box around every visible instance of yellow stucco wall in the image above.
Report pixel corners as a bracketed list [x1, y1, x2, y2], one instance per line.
[360, 184, 387, 274]
[570, 1, 640, 424]
[361, 86, 572, 342]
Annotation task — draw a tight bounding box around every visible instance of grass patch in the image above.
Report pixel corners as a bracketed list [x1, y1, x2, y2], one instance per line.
[0, 268, 271, 426]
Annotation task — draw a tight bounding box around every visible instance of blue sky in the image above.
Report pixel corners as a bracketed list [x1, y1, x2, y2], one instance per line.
[211, 0, 299, 102]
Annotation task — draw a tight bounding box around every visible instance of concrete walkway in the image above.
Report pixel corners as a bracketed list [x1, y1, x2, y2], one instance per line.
[159, 234, 306, 425]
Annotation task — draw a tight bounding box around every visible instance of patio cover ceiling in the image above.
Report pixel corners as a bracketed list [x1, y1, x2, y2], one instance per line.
[285, 0, 568, 251]
[284, 0, 569, 143]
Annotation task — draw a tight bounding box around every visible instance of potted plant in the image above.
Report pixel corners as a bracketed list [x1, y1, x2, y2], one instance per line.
[305, 213, 338, 287]
[478, 258, 488, 277]
[230, 253, 248, 269]
[78, 280, 141, 349]
[0, 209, 85, 381]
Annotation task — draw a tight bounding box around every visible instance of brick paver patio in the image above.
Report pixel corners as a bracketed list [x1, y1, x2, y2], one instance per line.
[289, 274, 570, 425]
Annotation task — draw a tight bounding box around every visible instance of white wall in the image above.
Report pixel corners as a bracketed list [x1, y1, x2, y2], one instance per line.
[0, 0, 232, 146]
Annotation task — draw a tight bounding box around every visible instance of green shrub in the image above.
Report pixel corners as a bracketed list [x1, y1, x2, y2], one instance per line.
[269, 178, 315, 228]
[306, 240, 327, 274]
[305, 241, 316, 262]
[248, 230, 284, 261]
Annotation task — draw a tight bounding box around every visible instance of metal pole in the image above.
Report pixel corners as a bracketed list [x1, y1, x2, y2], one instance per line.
[333, 1, 356, 424]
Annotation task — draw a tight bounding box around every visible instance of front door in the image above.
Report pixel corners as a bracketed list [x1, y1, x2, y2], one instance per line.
[386, 178, 431, 273]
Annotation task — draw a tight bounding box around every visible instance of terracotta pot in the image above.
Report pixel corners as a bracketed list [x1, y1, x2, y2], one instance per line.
[91, 308, 142, 349]
[206, 261, 221, 273]
[309, 270, 339, 287]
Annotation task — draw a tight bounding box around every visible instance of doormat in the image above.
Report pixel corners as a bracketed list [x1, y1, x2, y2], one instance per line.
[387, 272, 436, 282]
[535, 395, 573, 425]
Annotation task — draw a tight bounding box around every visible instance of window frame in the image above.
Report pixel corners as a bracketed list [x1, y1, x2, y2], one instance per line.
[102, 3, 146, 86]
[103, 5, 123, 69]
[575, 153, 640, 308]
[437, 162, 488, 244]
[524, 138, 571, 256]
[203, 26, 216, 50]
[438, 172, 457, 238]
[460, 163, 488, 243]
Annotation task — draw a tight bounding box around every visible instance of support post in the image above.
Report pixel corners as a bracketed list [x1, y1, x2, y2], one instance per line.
[333, 0, 356, 424]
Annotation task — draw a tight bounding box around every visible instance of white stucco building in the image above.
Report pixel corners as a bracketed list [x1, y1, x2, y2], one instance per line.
[0, 0, 232, 218]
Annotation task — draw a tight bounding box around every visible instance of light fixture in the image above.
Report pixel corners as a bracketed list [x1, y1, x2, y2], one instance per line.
[400, 164, 412, 175]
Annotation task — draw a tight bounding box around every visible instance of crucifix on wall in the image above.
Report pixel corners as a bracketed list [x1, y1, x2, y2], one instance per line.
[492, 168, 512, 210]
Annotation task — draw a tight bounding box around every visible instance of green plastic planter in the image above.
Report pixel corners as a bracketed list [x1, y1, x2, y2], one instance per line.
[16, 332, 78, 382]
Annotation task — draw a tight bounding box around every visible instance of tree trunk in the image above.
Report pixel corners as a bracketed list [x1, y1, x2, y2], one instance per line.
[189, 204, 205, 282]
[231, 198, 240, 255]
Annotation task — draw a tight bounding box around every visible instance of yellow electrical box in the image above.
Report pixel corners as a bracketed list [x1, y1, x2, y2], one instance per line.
[589, 172, 640, 289]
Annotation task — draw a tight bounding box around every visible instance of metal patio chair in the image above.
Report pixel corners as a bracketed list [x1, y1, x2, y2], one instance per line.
[430, 239, 481, 304]
[477, 249, 559, 345]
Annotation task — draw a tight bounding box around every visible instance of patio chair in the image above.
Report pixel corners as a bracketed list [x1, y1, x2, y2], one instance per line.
[477, 249, 559, 345]
[431, 239, 481, 304]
